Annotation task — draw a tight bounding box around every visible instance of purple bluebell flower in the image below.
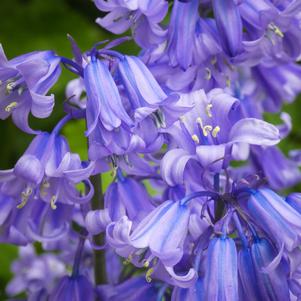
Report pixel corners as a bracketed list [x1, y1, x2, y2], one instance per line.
[239, 237, 290, 300]
[0, 46, 61, 133]
[251, 146, 301, 190]
[212, 0, 243, 57]
[239, 238, 290, 301]
[0, 130, 94, 210]
[204, 236, 239, 301]
[130, 199, 191, 267]
[166, 0, 200, 69]
[161, 89, 280, 186]
[117, 55, 180, 123]
[238, 0, 301, 62]
[94, 0, 168, 48]
[244, 188, 301, 252]
[106, 173, 154, 222]
[251, 62, 301, 112]
[84, 56, 132, 134]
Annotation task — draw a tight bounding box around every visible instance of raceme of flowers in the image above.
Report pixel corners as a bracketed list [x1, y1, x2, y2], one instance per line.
[1, 0, 301, 300]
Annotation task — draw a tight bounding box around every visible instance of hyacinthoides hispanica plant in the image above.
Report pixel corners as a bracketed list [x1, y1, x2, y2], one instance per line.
[1, 0, 301, 300]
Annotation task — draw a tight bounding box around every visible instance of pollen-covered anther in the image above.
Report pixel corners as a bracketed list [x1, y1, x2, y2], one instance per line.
[50, 195, 57, 210]
[196, 117, 213, 136]
[268, 22, 284, 38]
[145, 267, 154, 283]
[212, 126, 220, 138]
[206, 103, 213, 118]
[191, 134, 200, 144]
[17, 187, 33, 209]
[6, 82, 15, 95]
[5, 102, 18, 113]
[123, 254, 133, 265]
[142, 260, 150, 268]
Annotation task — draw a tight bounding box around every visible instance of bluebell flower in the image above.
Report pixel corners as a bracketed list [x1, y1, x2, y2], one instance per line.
[244, 188, 301, 252]
[0, 46, 61, 133]
[84, 56, 132, 135]
[251, 146, 301, 190]
[204, 236, 239, 301]
[94, 0, 168, 48]
[161, 89, 280, 186]
[251, 62, 301, 113]
[166, 0, 200, 69]
[0, 131, 94, 209]
[117, 55, 180, 123]
[238, 0, 301, 62]
[130, 199, 190, 267]
[239, 238, 290, 301]
[212, 0, 243, 57]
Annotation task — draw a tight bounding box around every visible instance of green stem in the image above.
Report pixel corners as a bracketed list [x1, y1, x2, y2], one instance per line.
[90, 174, 107, 287]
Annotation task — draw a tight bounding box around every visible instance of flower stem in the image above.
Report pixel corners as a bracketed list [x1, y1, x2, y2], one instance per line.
[90, 174, 107, 286]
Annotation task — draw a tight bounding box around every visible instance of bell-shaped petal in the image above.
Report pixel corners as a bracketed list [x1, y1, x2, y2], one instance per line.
[84, 57, 132, 134]
[117, 55, 178, 122]
[204, 236, 239, 301]
[250, 238, 290, 300]
[229, 118, 280, 146]
[245, 188, 301, 251]
[212, 0, 243, 57]
[166, 0, 199, 69]
[0, 47, 61, 133]
[130, 200, 190, 266]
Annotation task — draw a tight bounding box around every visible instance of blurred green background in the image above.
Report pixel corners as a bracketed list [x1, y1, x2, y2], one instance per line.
[0, 0, 301, 299]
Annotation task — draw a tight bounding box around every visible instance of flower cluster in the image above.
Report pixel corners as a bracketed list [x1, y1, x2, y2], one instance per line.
[2, 0, 301, 300]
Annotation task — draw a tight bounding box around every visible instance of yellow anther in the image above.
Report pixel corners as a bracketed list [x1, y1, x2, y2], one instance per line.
[111, 166, 118, 178]
[268, 23, 284, 38]
[226, 78, 231, 87]
[123, 254, 133, 265]
[212, 126, 221, 138]
[206, 104, 213, 118]
[202, 125, 213, 136]
[6, 82, 15, 94]
[205, 68, 211, 80]
[145, 268, 154, 283]
[196, 117, 213, 136]
[17, 187, 32, 209]
[191, 134, 200, 144]
[5, 102, 17, 113]
[143, 260, 150, 268]
[50, 195, 57, 210]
